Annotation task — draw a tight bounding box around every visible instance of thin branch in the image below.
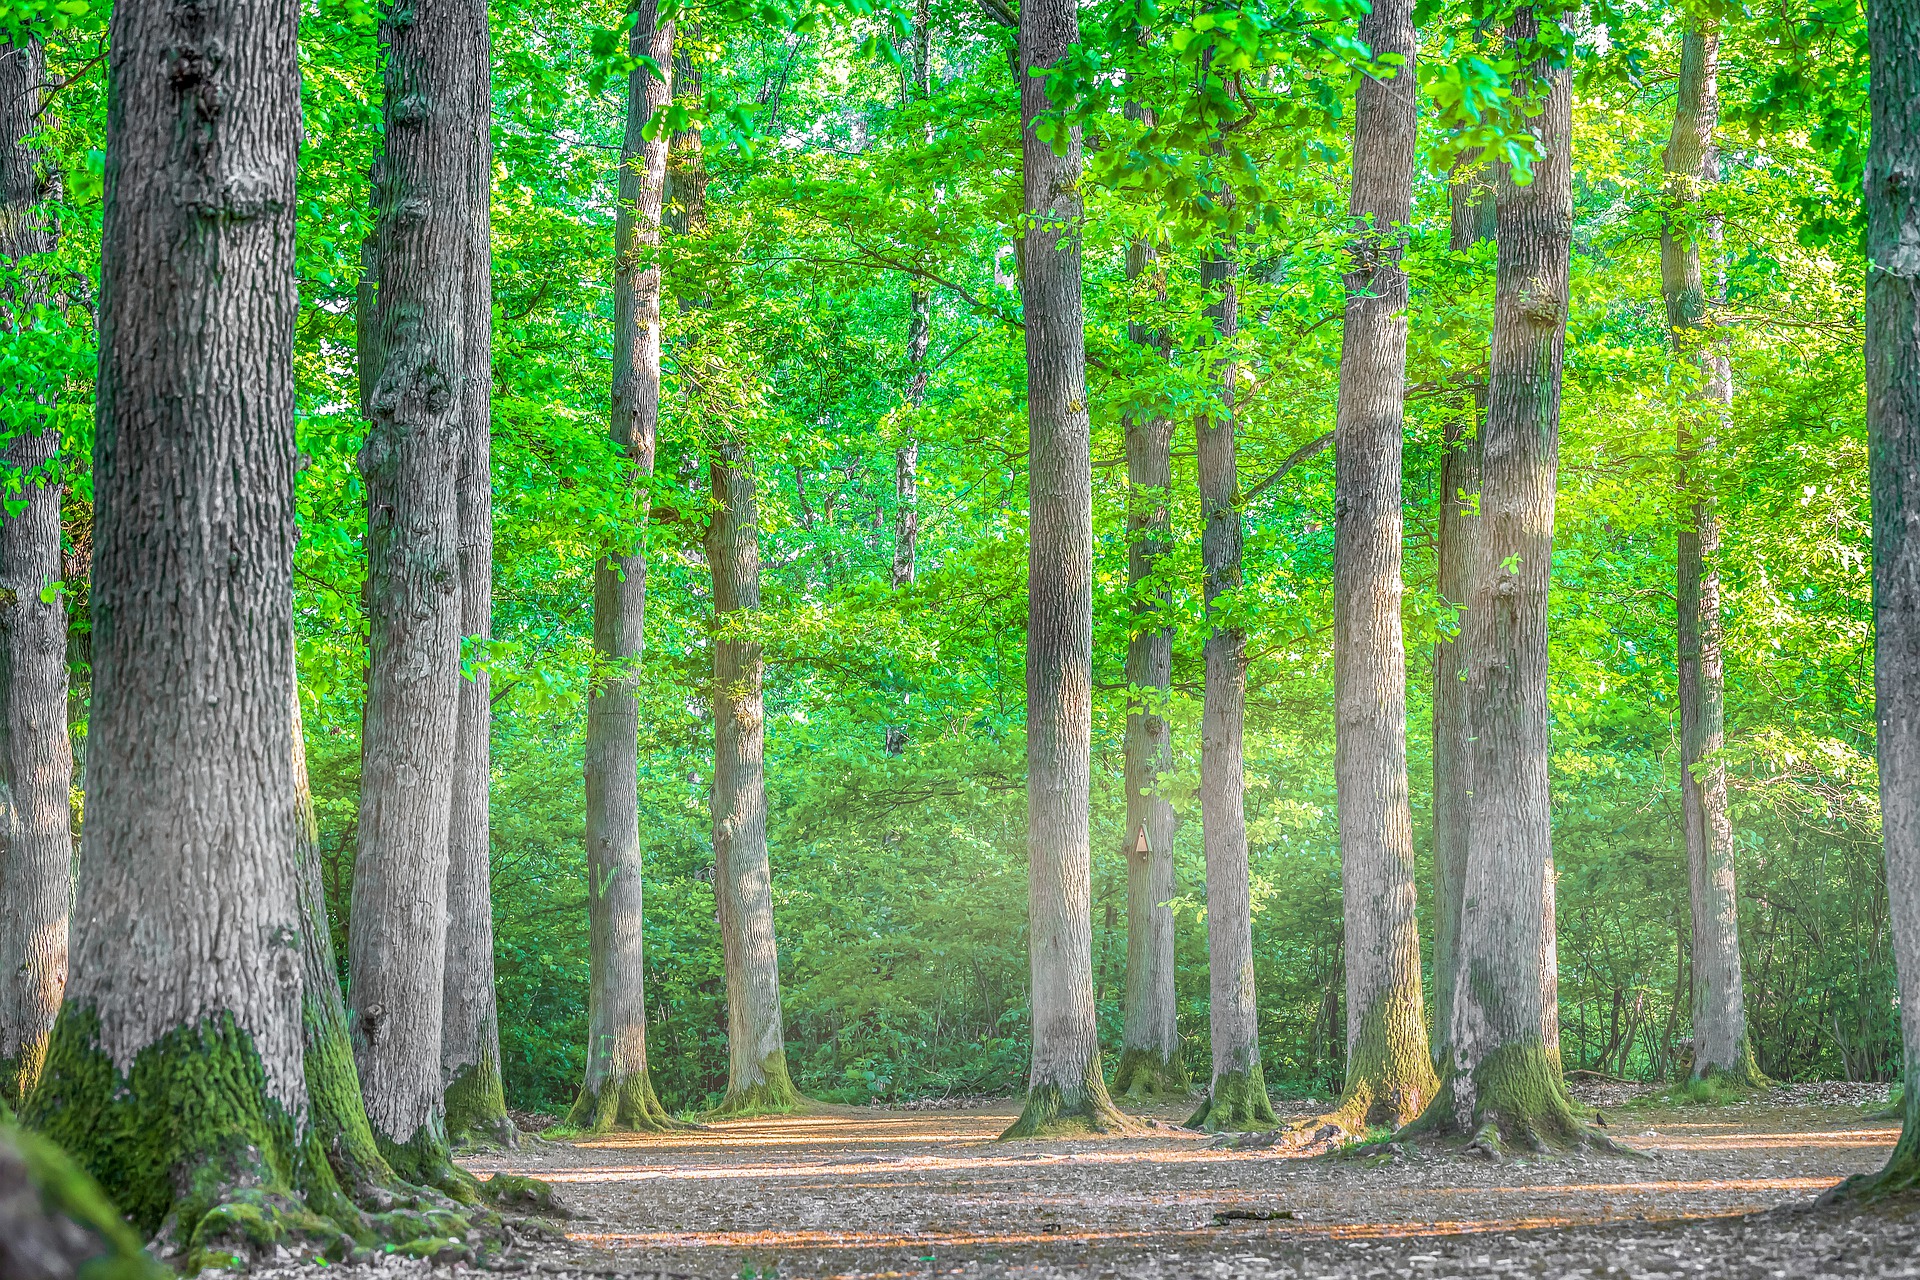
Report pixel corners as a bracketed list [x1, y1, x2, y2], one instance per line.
[1242, 430, 1334, 503]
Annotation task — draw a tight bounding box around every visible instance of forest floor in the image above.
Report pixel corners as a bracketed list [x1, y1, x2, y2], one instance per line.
[270, 1083, 1920, 1279]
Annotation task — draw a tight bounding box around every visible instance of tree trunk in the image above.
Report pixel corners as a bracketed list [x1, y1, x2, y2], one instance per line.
[441, 0, 513, 1148]
[1662, 23, 1757, 1088]
[570, 0, 679, 1135]
[0, 38, 73, 1111]
[17, 0, 333, 1255]
[350, 0, 470, 1186]
[1431, 157, 1494, 1070]
[707, 445, 800, 1114]
[1188, 245, 1274, 1135]
[1406, 9, 1589, 1153]
[1000, 0, 1129, 1139]
[1112, 219, 1186, 1103]
[1330, 0, 1436, 1132]
[1847, 0, 1920, 1200]
[894, 0, 930, 591]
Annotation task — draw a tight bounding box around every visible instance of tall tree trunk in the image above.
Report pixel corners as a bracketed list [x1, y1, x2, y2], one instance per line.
[1405, 10, 1590, 1153]
[1847, 0, 1920, 1200]
[894, 0, 930, 591]
[0, 38, 73, 1111]
[17, 0, 337, 1255]
[350, 0, 470, 1186]
[1188, 244, 1275, 1135]
[442, 0, 513, 1148]
[1000, 0, 1129, 1139]
[1431, 158, 1494, 1070]
[570, 0, 679, 1135]
[1662, 24, 1757, 1088]
[707, 446, 799, 1114]
[1112, 213, 1185, 1103]
[1330, 0, 1436, 1132]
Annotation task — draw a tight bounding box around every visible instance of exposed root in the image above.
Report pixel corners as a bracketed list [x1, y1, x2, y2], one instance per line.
[568, 1071, 700, 1134]
[1187, 1066, 1277, 1133]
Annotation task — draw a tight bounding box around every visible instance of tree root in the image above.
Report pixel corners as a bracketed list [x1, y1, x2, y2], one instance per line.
[999, 1081, 1144, 1139]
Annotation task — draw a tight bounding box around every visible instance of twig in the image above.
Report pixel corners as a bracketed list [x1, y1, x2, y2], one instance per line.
[1242, 430, 1334, 503]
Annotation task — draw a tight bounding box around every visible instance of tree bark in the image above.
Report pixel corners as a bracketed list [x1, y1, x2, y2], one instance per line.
[1330, 0, 1436, 1132]
[441, 0, 513, 1148]
[707, 444, 799, 1114]
[17, 0, 329, 1254]
[1661, 24, 1757, 1088]
[1406, 10, 1589, 1153]
[570, 0, 679, 1135]
[0, 38, 73, 1111]
[1000, 0, 1130, 1139]
[1846, 0, 1920, 1199]
[1112, 217, 1186, 1104]
[1431, 157, 1494, 1070]
[893, 0, 930, 591]
[1188, 244, 1275, 1134]
[350, 0, 470, 1185]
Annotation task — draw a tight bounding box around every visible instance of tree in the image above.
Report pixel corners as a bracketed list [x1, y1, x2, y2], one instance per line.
[18, 0, 332, 1257]
[1000, 0, 1132, 1139]
[1841, 0, 1920, 1199]
[1188, 242, 1276, 1134]
[707, 439, 801, 1114]
[1661, 21, 1757, 1088]
[442, 0, 515, 1147]
[1112, 182, 1186, 1104]
[1327, 0, 1436, 1131]
[1430, 155, 1493, 1069]
[349, 0, 474, 1186]
[1402, 8, 1595, 1153]
[894, 0, 931, 593]
[0, 35, 73, 1110]
[570, 0, 680, 1134]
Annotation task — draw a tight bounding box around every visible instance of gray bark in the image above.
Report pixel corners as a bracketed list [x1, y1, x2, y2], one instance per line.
[574, 0, 676, 1132]
[1431, 158, 1493, 1068]
[1193, 245, 1272, 1131]
[894, 0, 930, 591]
[1001, 0, 1125, 1136]
[442, 0, 511, 1143]
[1115, 219, 1182, 1100]
[350, 0, 470, 1166]
[1865, 0, 1920, 1191]
[1332, 0, 1434, 1128]
[1661, 25, 1751, 1084]
[707, 444, 798, 1110]
[31, 0, 308, 1214]
[1434, 9, 1580, 1145]
[0, 38, 72, 1109]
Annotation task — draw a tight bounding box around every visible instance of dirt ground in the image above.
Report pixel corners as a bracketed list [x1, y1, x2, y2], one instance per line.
[398, 1084, 1920, 1280]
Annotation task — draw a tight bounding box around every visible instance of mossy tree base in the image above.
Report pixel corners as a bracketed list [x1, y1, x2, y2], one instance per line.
[0, 1120, 167, 1280]
[1187, 1066, 1278, 1133]
[1110, 1047, 1192, 1104]
[1000, 1080, 1142, 1140]
[567, 1067, 694, 1134]
[709, 1052, 811, 1119]
[1389, 1041, 1639, 1161]
[1822, 1091, 1920, 1203]
[444, 1056, 520, 1150]
[1690, 1038, 1768, 1092]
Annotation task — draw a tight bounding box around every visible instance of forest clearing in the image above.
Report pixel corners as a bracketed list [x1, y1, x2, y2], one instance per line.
[2, 0, 1919, 1271]
[322, 1086, 1917, 1277]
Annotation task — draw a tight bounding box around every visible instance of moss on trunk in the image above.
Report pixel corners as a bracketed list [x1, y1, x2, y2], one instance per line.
[1187, 1065, 1277, 1133]
[1110, 1046, 1190, 1104]
[444, 1053, 517, 1148]
[1394, 1040, 1627, 1159]
[1692, 1035, 1767, 1090]
[2, 1120, 168, 1279]
[21, 1006, 364, 1271]
[1333, 995, 1439, 1131]
[1001, 1059, 1139, 1139]
[566, 1065, 688, 1133]
[1823, 1082, 1920, 1201]
[710, 1050, 806, 1117]
[1, 1043, 47, 1113]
